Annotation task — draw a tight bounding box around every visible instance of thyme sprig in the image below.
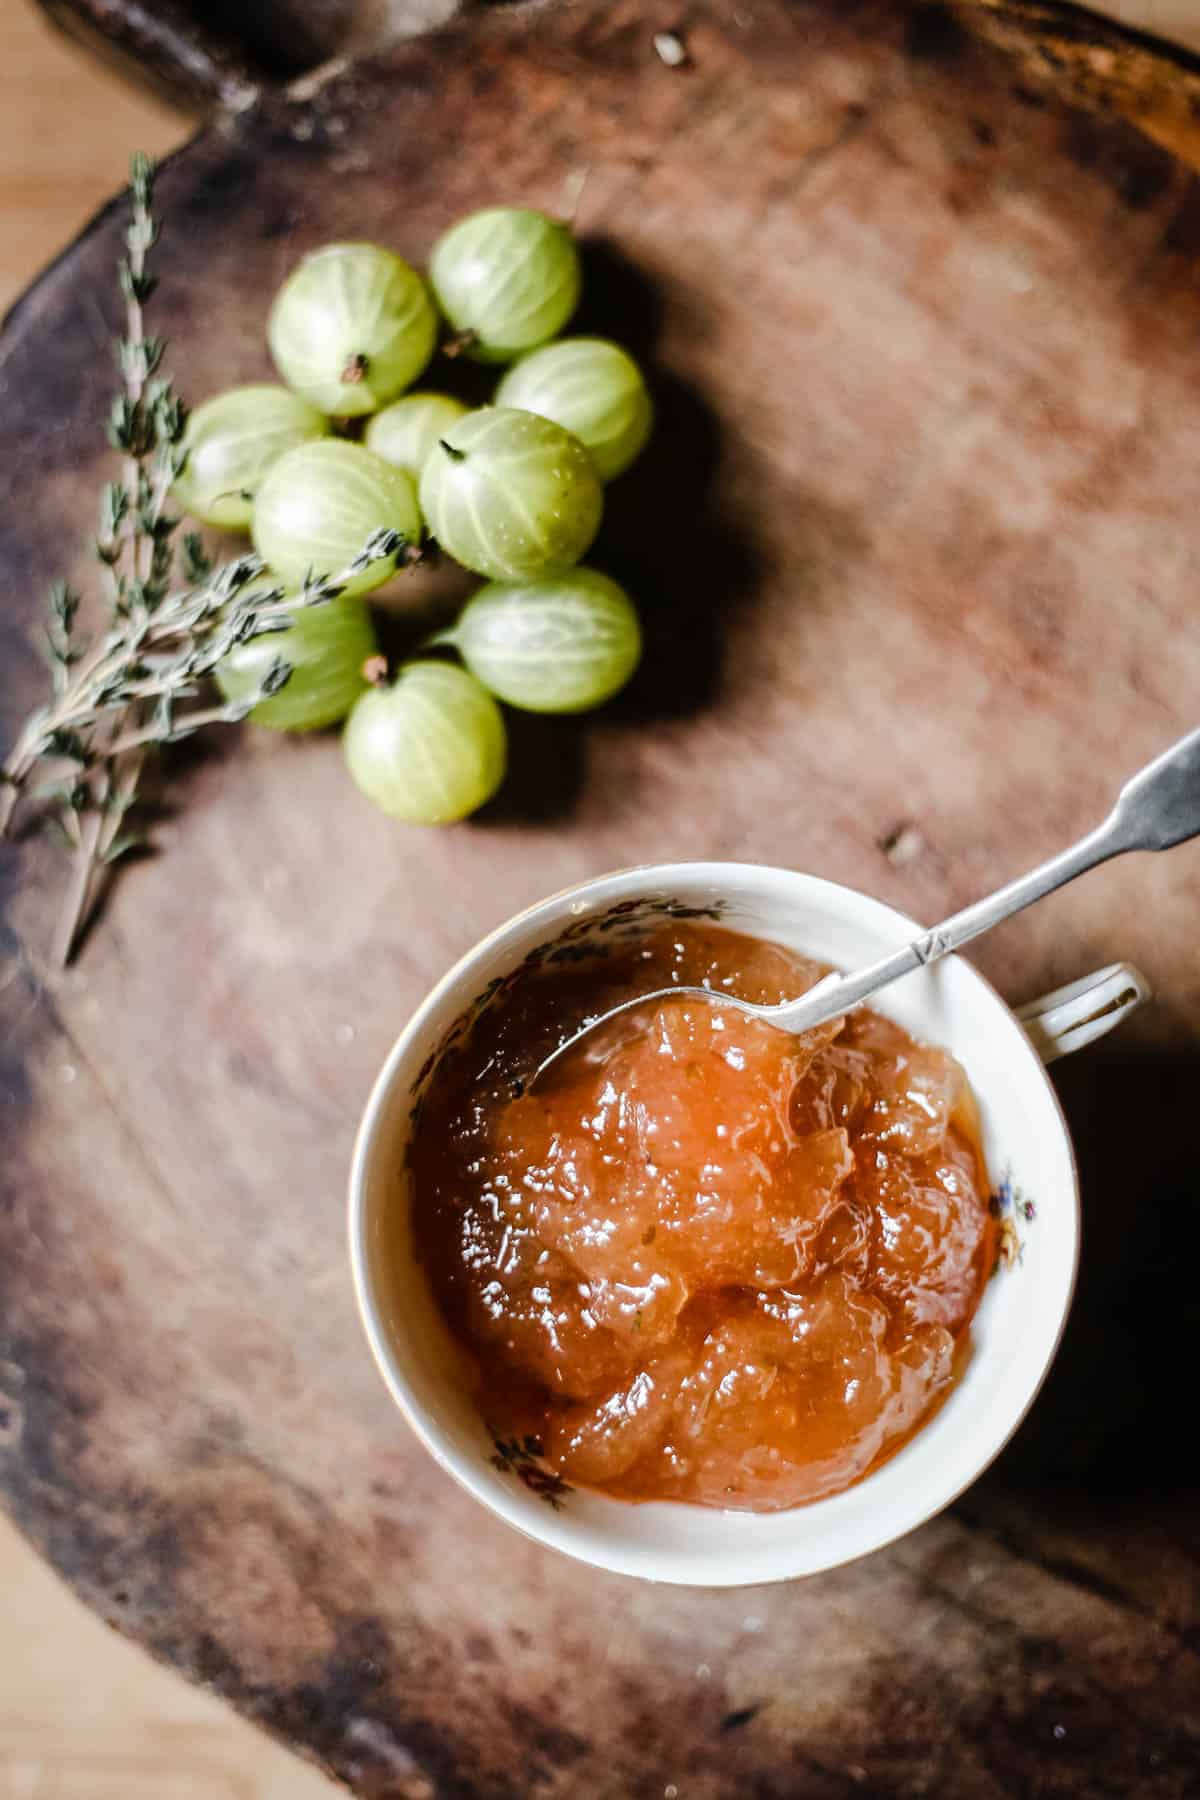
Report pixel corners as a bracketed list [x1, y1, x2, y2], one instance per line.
[0, 154, 403, 963]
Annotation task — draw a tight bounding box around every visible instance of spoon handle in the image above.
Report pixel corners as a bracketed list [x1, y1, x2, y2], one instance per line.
[775, 726, 1200, 1033]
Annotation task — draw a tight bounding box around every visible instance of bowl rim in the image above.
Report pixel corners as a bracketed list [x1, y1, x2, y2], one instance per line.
[347, 859, 1081, 1586]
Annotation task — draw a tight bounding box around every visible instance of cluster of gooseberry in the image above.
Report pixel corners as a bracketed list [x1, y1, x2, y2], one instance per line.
[174, 208, 651, 823]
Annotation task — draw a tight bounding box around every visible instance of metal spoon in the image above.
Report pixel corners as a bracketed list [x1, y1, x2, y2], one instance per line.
[533, 726, 1200, 1086]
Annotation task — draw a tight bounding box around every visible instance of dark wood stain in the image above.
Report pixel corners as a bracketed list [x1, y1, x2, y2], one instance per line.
[3, 2, 1200, 1794]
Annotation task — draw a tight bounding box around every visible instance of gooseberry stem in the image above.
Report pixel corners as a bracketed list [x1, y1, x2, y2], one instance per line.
[441, 329, 479, 360]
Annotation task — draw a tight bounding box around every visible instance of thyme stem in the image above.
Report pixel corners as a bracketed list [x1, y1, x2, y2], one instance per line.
[57, 154, 160, 962]
[53, 772, 108, 969]
[0, 152, 406, 965]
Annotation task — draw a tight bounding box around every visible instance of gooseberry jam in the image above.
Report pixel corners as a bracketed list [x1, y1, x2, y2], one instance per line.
[408, 923, 995, 1511]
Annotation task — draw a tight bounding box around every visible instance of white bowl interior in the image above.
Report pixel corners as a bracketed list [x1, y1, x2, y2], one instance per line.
[350, 864, 1078, 1586]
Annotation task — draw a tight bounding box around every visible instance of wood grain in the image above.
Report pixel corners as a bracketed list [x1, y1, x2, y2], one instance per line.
[28, 0, 1200, 164]
[2, 1, 1200, 1794]
[0, 16, 338, 1798]
[960, 0, 1200, 165]
[32, 0, 462, 110]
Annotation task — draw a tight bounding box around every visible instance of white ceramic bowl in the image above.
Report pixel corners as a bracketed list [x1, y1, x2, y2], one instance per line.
[348, 863, 1147, 1587]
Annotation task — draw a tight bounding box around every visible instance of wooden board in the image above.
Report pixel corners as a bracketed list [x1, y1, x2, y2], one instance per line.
[3, 1, 1200, 1792]
[33, 0, 1200, 166]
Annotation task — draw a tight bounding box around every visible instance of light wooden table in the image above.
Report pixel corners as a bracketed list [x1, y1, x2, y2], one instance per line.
[0, 10, 335, 1796]
[0, 6, 180, 314]
[1084, 0, 1200, 53]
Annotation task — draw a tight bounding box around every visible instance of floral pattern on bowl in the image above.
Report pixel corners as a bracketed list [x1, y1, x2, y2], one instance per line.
[990, 1167, 1037, 1272]
[489, 1433, 573, 1509]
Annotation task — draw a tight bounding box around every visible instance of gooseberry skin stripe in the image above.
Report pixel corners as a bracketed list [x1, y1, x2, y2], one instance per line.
[253, 440, 421, 598]
[216, 594, 379, 731]
[419, 407, 602, 582]
[365, 392, 470, 480]
[269, 242, 438, 415]
[428, 208, 582, 364]
[343, 662, 507, 824]
[450, 568, 642, 715]
[174, 385, 330, 531]
[496, 338, 653, 482]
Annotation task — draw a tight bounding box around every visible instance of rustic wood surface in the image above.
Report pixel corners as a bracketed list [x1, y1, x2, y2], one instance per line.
[32, 0, 1200, 166]
[3, 1, 1200, 1793]
[0, 18, 330, 1793]
[33, 0, 462, 107]
[958, 0, 1200, 166]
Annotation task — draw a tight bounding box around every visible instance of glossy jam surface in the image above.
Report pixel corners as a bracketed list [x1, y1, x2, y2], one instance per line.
[408, 923, 995, 1511]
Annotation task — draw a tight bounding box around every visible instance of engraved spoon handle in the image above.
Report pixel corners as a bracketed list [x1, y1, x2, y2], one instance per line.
[770, 725, 1200, 1035]
[533, 728, 1199, 1084]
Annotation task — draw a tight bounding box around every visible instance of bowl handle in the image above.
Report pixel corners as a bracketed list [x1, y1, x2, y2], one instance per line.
[1016, 962, 1151, 1064]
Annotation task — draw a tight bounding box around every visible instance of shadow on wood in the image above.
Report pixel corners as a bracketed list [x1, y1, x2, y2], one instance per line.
[973, 1046, 1200, 1495]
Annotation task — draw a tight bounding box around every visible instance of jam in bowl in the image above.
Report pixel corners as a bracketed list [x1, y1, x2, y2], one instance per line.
[350, 864, 1138, 1585]
[407, 921, 996, 1512]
